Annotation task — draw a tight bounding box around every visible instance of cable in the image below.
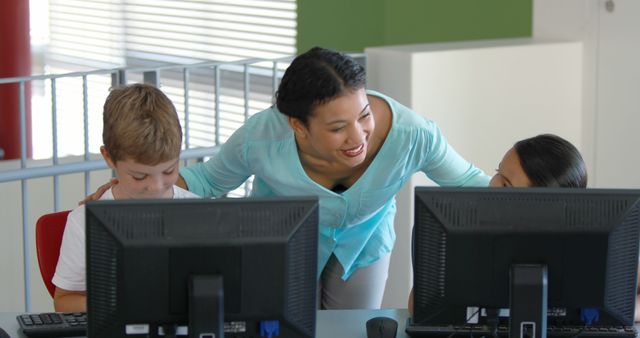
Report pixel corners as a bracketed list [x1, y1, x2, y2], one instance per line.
[161, 324, 177, 338]
[568, 325, 586, 338]
[484, 308, 499, 338]
[445, 307, 481, 338]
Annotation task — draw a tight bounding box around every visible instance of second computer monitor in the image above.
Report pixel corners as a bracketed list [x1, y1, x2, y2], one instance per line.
[411, 187, 640, 337]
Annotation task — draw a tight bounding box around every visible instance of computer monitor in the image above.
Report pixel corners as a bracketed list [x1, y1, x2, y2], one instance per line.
[408, 187, 640, 338]
[85, 197, 319, 338]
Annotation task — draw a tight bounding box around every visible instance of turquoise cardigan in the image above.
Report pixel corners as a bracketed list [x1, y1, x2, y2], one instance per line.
[181, 90, 490, 279]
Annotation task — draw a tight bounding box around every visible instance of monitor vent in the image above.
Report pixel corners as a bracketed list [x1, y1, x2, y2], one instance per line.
[604, 204, 640, 325]
[93, 204, 314, 240]
[415, 204, 447, 312]
[565, 198, 632, 228]
[161, 204, 314, 239]
[429, 197, 479, 229]
[426, 195, 635, 230]
[236, 206, 309, 237]
[87, 218, 119, 336]
[102, 210, 165, 239]
[284, 208, 318, 337]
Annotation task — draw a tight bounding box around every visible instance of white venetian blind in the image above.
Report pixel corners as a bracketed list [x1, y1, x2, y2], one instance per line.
[40, 0, 296, 157]
[48, 0, 126, 69]
[48, 0, 296, 68]
[123, 0, 296, 66]
[38, 0, 296, 196]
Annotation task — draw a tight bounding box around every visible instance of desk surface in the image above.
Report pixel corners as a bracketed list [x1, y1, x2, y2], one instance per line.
[0, 309, 412, 338]
[6, 310, 639, 338]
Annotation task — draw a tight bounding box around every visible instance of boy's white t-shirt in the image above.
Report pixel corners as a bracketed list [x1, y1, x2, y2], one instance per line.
[52, 185, 199, 292]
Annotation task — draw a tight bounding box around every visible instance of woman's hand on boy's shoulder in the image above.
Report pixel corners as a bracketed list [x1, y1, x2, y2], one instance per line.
[79, 178, 118, 205]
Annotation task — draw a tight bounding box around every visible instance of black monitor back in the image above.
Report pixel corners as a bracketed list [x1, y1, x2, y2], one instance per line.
[412, 187, 640, 327]
[86, 197, 318, 338]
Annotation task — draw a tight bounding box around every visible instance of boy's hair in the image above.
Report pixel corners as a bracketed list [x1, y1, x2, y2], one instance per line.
[102, 83, 182, 165]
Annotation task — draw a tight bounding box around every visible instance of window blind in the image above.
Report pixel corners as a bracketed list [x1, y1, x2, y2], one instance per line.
[38, 0, 297, 196]
[48, 0, 296, 68]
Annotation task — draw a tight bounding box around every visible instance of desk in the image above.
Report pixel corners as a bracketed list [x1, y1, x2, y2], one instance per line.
[4, 310, 638, 338]
[0, 309, 411, 338]
[316, 309, 411, 337]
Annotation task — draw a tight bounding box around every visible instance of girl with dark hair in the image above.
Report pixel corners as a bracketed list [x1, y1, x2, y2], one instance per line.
[92, 47, 490, 309]
[490, 134, 587, 188]
[409, 133, 587, 314]
[498, 135, 640, 323]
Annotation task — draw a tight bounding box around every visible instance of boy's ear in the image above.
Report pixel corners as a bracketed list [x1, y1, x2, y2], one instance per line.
[100, 146, 116, 169]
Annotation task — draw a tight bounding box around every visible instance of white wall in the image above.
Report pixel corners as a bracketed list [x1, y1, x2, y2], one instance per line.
[0, 157, 112, 312]
[534, 0, 640, 188]
[533, 0, 599, 184]
[589, 1, 640, 187]
[366, 38, 583, 308]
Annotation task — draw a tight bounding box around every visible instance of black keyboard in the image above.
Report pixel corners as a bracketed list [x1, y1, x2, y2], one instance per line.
[16, 312, 87, 337]
[406, 321, 638, 337]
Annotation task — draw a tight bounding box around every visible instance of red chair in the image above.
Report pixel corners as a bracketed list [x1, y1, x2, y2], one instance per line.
[35, 210, 71, 298]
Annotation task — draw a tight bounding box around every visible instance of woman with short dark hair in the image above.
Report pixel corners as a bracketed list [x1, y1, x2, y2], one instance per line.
[181, 46, 489, 309]
[93, 47, 490, 309]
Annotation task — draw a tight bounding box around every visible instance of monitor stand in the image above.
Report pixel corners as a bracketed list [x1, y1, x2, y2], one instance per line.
[509, 264, 548, 338]
[189, 275, 224, 338]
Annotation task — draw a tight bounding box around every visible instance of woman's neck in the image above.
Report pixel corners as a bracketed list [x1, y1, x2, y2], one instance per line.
[295, 136, 370, 189]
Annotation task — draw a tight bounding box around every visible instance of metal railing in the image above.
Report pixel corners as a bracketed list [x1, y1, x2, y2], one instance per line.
[0, 57, 278, 312]
[0, 53, 366, 312]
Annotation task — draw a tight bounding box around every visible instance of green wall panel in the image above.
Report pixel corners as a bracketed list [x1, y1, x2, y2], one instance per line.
[296, 0, 385, 52]
[297, 0, 532, 53]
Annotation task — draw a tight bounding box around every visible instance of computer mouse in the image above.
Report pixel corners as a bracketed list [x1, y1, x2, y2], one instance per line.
[366, 316, 398, 338]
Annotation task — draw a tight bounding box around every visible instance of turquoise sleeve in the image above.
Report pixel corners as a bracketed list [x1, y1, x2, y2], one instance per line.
[420, 120, 491, 187]
[180, 124, 253, 197]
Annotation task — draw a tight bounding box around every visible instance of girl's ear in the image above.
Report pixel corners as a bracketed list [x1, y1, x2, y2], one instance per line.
[100, 146, 116, 169]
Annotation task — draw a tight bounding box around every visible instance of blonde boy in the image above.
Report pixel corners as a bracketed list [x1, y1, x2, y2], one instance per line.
[52, 83, 198, 312]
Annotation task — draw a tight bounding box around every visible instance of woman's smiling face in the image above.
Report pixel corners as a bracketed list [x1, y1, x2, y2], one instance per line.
[301, 88, 374, 168]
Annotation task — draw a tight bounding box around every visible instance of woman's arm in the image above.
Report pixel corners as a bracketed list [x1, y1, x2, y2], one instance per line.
[419, 120, 490, 187]
[78, 178, 118, 205]
[179, 122, 254, 197]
